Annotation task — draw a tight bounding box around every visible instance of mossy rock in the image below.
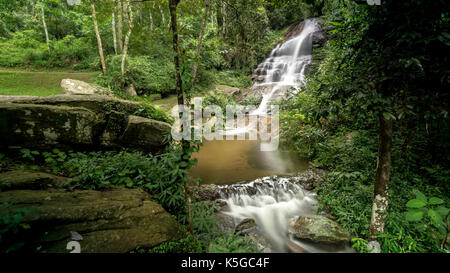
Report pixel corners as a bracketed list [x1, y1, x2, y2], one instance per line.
[0, 185, 188, 253]
[288, 215, 351, 245]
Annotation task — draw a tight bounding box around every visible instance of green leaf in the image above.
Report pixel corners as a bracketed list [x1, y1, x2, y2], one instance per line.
[428, 197, 444, 205]
[428, 209, 443, 227]
[406, 209, 424, 222]
[435, 206, 449, 217]
[406, 199, 427, 208]
[412, 189, 427, 202]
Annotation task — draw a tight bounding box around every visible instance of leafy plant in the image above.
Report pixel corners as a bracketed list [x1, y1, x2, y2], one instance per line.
[405, 189, 448, 230]
[207, 232, 261, 253]
[0, 202, 31, 253]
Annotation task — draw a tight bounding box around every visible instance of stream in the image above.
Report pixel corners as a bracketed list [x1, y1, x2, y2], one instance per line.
[189, 19, 353, 253]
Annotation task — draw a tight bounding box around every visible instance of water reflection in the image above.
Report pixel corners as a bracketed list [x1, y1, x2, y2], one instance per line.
[190, 139, 308, 185]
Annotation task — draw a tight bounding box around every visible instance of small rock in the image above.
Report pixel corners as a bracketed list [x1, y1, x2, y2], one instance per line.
[124, 84, 137, 97]
[235, 218, 256, 234]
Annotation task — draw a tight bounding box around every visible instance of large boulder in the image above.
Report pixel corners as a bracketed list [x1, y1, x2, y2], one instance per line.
[0, 170, 68, 190]
[288, 215, 351, 245]
[0, 95, 171, 154]
[0, 94, 142, 115]
[61, 79, 109, 95]
[0, 171, 187, 253]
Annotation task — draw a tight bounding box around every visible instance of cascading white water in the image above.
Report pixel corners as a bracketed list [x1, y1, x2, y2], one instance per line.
[251, 18, 318, 116]
[218, 177, 318, 252]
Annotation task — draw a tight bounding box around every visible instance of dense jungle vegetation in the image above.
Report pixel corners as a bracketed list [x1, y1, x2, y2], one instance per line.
[0, 0, 449, 253]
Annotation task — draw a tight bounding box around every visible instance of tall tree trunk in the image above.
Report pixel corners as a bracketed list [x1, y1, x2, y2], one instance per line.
[190, 0, 210, 89]
[91, 2, 107, 75]
[112, 12, 118, 54]
[221, 2, 226, 35]
[149, 1, 155, 31]
[121, 0, 134, 76]
[117, 0, 123, 53]
[40, 2, 50, 52]
[160, 3, 166, 26]
[169, 0, 183, 105]
[369, 116, 393, 243]
[191, 0, 210, 88]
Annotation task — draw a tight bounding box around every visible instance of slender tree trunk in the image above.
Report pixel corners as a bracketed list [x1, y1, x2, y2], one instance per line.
[149, 1, 155, 32]
[112, 12, 118, 54]
[190, 0, 210, 89]
[91, 2, 107, 75]
[169, 0, 183, 105]
[118, 0, 123, 53]
[40, 2, 50, 52]
[121, 0, 134, 76]
[369, 116, 393, 243]
[160, 3, 166, 26]
[221, 2, 226, 35]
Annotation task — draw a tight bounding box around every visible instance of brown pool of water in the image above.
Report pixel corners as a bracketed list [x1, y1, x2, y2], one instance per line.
[189, 139, 309, 185]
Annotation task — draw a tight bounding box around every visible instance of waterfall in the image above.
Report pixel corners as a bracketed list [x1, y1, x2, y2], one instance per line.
[218, 177, 318, 252]
[251, 18, 319, 116]
[216, 19, 353, 253]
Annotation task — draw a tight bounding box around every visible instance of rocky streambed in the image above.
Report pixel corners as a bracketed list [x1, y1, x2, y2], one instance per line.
[191, 169, 355, 253]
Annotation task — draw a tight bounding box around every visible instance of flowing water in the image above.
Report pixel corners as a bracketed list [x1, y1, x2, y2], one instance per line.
[189, 19, 352, 253]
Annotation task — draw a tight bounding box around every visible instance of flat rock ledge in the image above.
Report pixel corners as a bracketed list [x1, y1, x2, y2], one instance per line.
[0, 94, 171, 154]
[0, 171, 188, 253]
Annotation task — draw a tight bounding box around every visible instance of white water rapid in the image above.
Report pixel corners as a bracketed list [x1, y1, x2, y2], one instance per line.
[251, 18, 318, 116]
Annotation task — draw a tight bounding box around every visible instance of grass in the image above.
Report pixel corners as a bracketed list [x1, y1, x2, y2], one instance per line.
[0, 69, 99, 96]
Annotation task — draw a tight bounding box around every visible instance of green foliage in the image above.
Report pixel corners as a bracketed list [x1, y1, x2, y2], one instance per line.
[201, 90, 236, 113]
[207, 232, 261, 253]
[0, 202, 31, 253]
[133, 104, 173, 124]
[0, 31, 95, 69]
[405, 190, 448, 238]
[24, 146, 199, 215]
[279, 0, 449, 253]
[96, 55, 175, 96]
[133, 235, 202, 254]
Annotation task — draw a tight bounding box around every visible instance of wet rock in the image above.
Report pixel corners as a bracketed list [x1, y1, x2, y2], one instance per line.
[189, 184, 221, 202]
[288, 215, 351, 245]
[61, 79, 109, 95]
[285, 240, 308, 253]
[235, 218, 256, 234]
[215, 212, 236, 233]
[0, 186, 188, 253]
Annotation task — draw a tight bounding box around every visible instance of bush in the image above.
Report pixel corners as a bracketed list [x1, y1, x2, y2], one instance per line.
[133, 235, 202, 253]
[0, 32, 95, 69]
[96, 55, 175, 96]
[207, 232, 262, 253]
[38, 148, 192, 215]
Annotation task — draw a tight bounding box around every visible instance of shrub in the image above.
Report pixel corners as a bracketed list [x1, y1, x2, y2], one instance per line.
[40, 149, 192, 215]
[96, 55, 175, 96]
[207, 232, 262, 253]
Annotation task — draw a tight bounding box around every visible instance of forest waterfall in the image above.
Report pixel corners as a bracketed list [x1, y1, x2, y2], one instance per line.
[218, 19, 353, 253]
